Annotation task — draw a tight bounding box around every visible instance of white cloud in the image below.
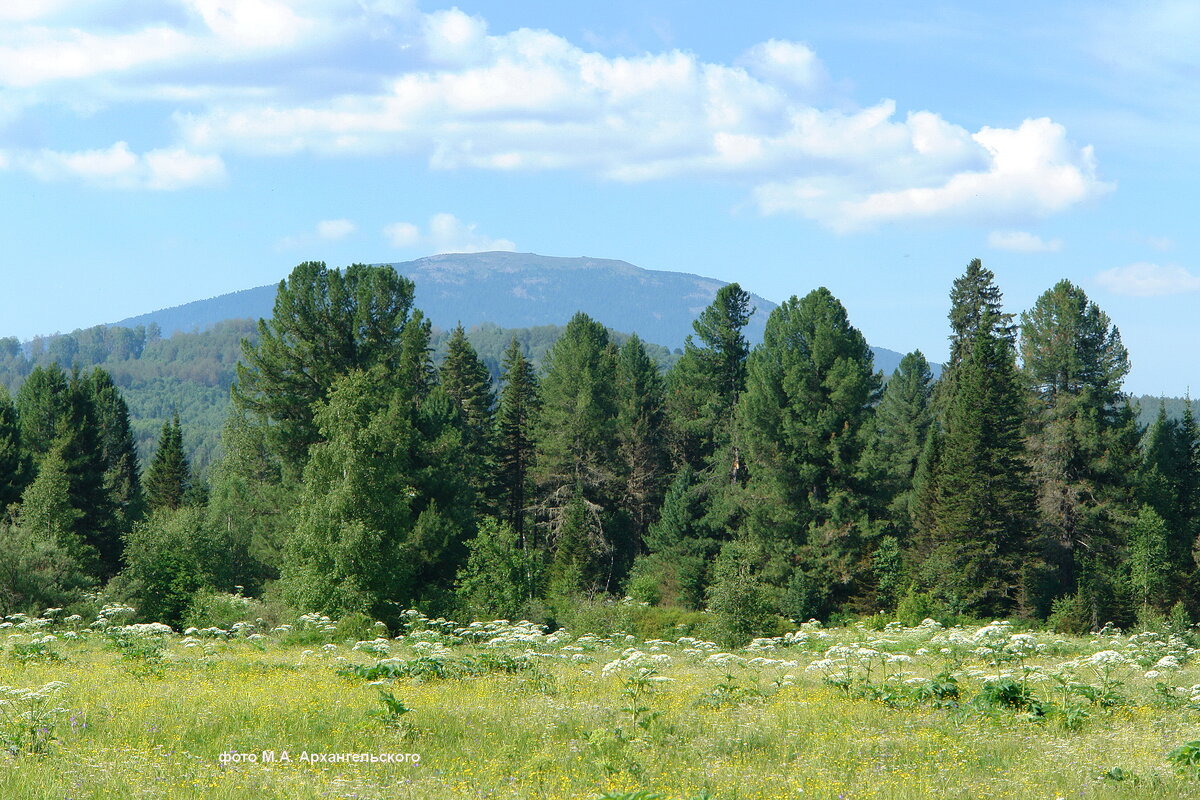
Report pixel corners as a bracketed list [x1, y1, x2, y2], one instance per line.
[384, 214, 515, 253]
[316, 218, 356, 240]
[987, 230, 1064, 253]
[1096, 262, 1200, 297]
[0, 4, 1109, 221]
[383, 221, 421, 248]
[19, 142, 225, 189]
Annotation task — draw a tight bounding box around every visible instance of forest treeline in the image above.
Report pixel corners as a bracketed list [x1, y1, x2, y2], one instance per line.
[0, 318, 678, 478]
[1, 259, 1198, 643]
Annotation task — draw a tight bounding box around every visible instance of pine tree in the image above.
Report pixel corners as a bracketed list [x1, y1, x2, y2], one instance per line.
[233, 262, 416, 477]
[494, 338, 540, 544]
[1019, 280, 1136, 612]
[145, 415, 191, 512]
[665, 283, 752, 471]
[615, 334, 668, 551]
[533, 312, 621, 594]
[736, 287, 881, 614]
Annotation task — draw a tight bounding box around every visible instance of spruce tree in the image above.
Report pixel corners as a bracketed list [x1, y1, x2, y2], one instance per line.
[145, 415, 191, 512]
[84, 369, 144, 529]
[58, 373, 121, 577]
[860, 351, 934, 538]
[494, 338, 540, 544]
[15, 364, 70, 460]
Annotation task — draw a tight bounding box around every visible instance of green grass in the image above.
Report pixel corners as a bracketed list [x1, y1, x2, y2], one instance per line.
[1, 612, 1200, 799]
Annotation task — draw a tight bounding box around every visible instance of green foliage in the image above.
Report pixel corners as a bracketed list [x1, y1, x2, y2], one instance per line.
[737, 287, 881, 612]
[534, 313, 622, 594]
[234, 262, 417, 477]
[144, 415, 191, 512]
[455, 517, 544, 621]
[1130, 505, 1172, 611]
[0, 681, 69, 757]
[120, 507, 232, 625]
[0, 387, 29, 510]
[664, 283, 752, 472]
[181, 591, 265, 631]
[494, 338, 539, 543]
[860, 350, 933, 539]
[1167, 740, 1200, 778]
[925, 262, 1034, 616]
[706, 543, 779, 648]
[280, 364, 473, 624]
[0, 523, 95, 615]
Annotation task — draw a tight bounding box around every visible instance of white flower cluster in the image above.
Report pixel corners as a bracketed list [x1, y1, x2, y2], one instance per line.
[600, 647, 672, 676]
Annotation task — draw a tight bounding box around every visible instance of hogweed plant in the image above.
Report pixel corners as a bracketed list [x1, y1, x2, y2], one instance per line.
[0, 681, 69, 756]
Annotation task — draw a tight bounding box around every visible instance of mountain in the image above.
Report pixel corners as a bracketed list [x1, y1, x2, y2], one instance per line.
[110, 251, 931, 376]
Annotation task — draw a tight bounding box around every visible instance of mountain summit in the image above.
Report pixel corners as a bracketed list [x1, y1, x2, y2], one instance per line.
[111, 251, 921, 373]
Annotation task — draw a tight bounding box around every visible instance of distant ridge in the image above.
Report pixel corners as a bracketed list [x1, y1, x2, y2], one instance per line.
[109, 251, 934, 376]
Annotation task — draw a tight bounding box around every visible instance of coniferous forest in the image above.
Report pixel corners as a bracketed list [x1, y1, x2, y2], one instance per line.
[2, 258, 1197, 644]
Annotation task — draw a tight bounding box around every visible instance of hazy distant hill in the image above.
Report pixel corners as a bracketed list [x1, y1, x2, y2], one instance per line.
[110, 251, 929, 377]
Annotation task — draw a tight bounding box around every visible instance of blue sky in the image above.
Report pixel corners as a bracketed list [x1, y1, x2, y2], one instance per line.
[0, 1, 1196, 395]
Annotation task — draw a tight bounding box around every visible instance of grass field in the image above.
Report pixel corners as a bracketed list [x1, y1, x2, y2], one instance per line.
[3, 606, 1200, 799]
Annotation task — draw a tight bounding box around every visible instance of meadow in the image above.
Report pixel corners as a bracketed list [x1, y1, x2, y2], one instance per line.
[3, 603, 1200, 799]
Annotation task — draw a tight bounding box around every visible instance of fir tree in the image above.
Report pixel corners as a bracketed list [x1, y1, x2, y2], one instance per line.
[0, 387, 29, 511]
[929, 308, 1034, 616]
[145, 415, 191, 512]
[84, 368, 144, 529]
[494, 338, 540, 544]
[439, 324, 496, 514]
[860, 351, 934, 538]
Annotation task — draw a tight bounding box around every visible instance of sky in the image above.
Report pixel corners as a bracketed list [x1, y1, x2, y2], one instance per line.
[0, 0, 1196, 396]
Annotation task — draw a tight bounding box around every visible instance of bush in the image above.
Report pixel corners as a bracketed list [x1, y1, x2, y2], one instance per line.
[895, 585, 954, 627]
[1046, 591, 1092, 635]
[120, 507, 233, 625]
[0, 523, 95, 616]
[552, 597, 709, 641]
[182, 591, 266, 630]
[706, 556, 780, 649]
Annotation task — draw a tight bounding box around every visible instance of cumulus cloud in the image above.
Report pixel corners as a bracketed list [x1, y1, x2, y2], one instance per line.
[18, 142, 225, 189]
[384, 213, 515, 253]
[0, 3, 1110, 221]
[987, 230, 1064, 253]
[316, 218, 356, 240]
[1096, 262, 1200, 297]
